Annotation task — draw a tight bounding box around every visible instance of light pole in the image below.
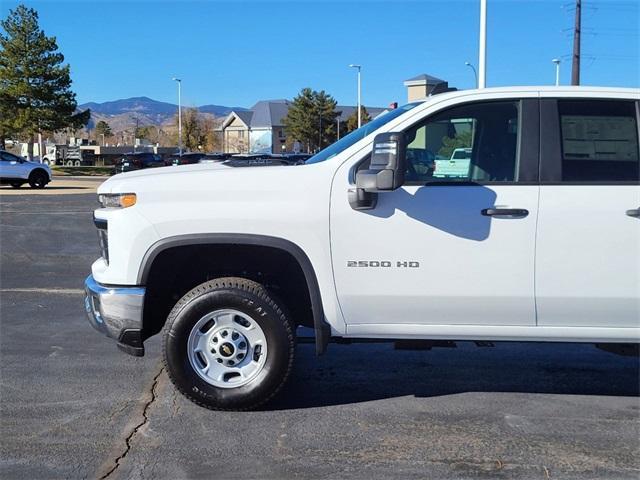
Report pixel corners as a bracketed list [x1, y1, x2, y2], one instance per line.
[478, 0, 487, 88]
[552, 58, 561, 86]
[348, 64, 362, 128]
[172, 77, 182, 155]
[465, 62, 478, 88]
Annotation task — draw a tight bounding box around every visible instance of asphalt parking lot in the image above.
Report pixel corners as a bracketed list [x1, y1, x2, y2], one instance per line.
[1, 184, 639, 480]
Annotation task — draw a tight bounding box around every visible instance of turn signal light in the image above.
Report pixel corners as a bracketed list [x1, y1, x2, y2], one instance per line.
[98, 193, 137, 208]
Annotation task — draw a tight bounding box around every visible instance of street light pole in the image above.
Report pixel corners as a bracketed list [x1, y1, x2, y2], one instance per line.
[465, 62, 478, 88]
[478, 0, 487, 88]
[172, 77, 182, 155]
[349, 64, 362, 128]
[552, 58, 561, 86]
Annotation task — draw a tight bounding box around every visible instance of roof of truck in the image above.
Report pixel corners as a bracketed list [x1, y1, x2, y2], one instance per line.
[412, 85, 640, 103]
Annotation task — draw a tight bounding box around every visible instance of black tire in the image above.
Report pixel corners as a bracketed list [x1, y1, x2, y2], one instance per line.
[10, 181, 23, 188]
[28, 170, 48, 189]
[162, 277, 295, 411]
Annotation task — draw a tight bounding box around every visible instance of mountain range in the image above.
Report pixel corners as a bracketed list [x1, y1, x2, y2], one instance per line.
[78, 96, 247, 131]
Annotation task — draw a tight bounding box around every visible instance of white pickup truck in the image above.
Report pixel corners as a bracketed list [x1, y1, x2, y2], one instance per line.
[85, 86, 640, 410]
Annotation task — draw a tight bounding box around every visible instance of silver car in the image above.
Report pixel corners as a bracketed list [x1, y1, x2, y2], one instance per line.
[0, 150, 52, 188]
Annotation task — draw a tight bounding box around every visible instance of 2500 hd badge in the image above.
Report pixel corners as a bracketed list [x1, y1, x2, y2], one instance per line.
[346, 260, 420, 268]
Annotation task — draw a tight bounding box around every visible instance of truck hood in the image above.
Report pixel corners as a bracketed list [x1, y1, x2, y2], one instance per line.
[97, 161, 314, 195]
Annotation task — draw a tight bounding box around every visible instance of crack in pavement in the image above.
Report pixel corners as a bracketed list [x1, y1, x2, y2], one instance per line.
[98, 367, 165, 480]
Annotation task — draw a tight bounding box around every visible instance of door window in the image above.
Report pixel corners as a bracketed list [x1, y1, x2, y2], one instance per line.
[1, 152, 20, 162]
[558, 100, 639, 182]
[404, 101, 520, 184]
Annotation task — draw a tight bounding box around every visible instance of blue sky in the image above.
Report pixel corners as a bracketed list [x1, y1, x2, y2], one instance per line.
[2, 0, 638, 109]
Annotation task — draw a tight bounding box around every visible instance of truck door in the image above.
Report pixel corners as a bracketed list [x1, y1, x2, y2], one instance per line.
[330, 99, 540, 330]
[536, 98, 640, 328]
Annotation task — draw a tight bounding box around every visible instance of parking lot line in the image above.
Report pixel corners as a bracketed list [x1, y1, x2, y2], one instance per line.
[0, 177, 106, 195]
[0, 288, 85, 294]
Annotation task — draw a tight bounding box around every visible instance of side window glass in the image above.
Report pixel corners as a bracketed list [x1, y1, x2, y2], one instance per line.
[405, 101, 520, 184]
[559, 100, 639, 182]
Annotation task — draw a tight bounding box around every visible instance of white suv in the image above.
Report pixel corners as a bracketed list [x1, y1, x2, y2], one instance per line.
[85, 86, 640, 410]
[0, 150, 52, 188]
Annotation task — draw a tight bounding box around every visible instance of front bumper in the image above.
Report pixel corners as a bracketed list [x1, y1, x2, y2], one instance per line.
[84, 275, 146, 356]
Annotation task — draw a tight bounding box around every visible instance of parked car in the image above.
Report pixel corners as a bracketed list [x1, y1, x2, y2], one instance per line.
[286, 153, 313, 163]
[166, 152, 207, 166]
[168, 152, 233, 166]
[0, 150, 51, 188]
[198, 153, 232, 164]
[225, 153, 291, 167]
[113, 152, 164, 174]
[85, 86, 640, 411]
[269, 153, 313, 165]
[434, 147, 473, 178]
[450, 147, 472, 160]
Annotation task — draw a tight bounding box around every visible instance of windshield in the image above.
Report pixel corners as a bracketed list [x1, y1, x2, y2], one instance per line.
[305, 102, 422, 164]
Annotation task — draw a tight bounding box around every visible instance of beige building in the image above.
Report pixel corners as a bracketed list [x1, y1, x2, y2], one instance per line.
[404, 74, 451, 102]
[220, 100, 292, 154]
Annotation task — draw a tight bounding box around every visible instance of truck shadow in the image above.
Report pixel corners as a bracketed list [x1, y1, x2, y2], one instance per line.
[267, 342, 640, 410]
[365, 185, 497, 242]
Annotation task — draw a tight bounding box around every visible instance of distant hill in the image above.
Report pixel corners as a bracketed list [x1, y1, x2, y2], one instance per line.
[78, 97, 247, 131]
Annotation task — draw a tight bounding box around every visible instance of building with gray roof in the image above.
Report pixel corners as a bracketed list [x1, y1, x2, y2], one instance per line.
[220, 99, 387, 154]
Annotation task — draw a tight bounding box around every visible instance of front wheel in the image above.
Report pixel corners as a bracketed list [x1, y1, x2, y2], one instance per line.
[163, 277, 295, 411]
[28, 170, 48, 189]
[10, 181, 23, 188]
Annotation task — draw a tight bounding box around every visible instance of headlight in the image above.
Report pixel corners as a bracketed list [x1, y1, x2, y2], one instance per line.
[98, 193, 137, 208]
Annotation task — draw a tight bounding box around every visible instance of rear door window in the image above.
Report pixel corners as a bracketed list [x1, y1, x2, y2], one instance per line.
[558, 100, 639, 182]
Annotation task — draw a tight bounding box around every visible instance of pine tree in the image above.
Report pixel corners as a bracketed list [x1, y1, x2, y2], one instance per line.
[283, 88, 339, 152]
[282, 88, 316, 153]
[94, 120, 112, 139]
[0, 5, 89, 153]
[135, 125, 154, 142]
[346, 106, 371, 133]
[315, 90, 338, 151]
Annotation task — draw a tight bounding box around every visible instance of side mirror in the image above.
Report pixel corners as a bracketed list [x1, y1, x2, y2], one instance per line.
[349, 132, 406, 210]
[356, 132, 406, 192]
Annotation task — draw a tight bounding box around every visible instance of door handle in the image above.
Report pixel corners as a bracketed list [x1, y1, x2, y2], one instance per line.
[481, 208, 529, 217]
[626, 208, 640, 218]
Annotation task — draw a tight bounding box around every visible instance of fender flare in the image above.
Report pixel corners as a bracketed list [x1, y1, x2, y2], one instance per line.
[138, 233, 330, 354]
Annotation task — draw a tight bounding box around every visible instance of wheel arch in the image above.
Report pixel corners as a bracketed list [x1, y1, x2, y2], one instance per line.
[139, 234, 331, 354]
